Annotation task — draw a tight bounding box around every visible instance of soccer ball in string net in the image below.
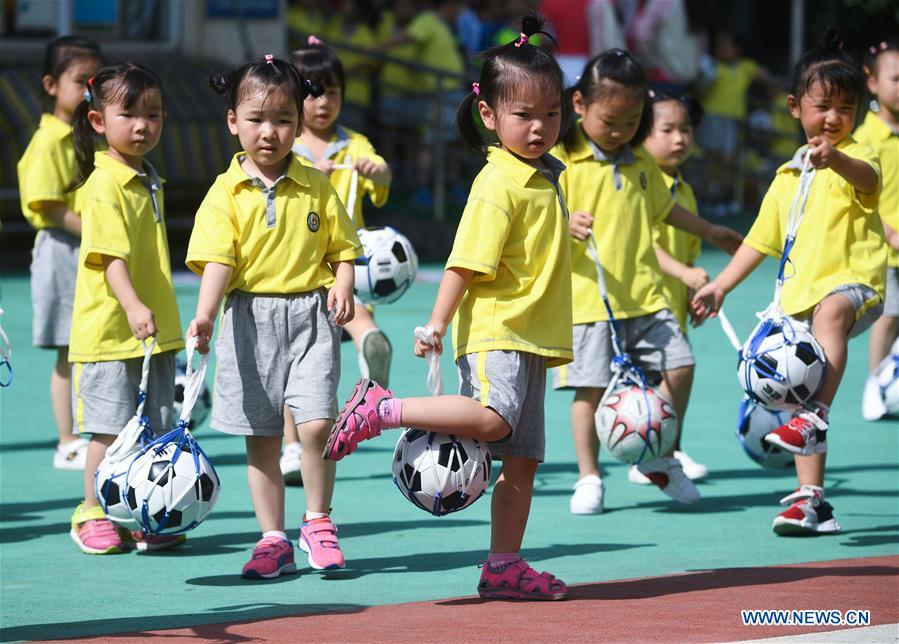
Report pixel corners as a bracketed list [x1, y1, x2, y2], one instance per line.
[872, 338, 899, 416]
[736, 397, 795, 470]
[173, 355, 211, 428]
[738, 317, 825, 411]
[392, 429, 492, 516]
[96, 454, 142, 529]
[354, 226, 418, 305]
[123, 430, 220, 535]
[596, 382, 678, 465]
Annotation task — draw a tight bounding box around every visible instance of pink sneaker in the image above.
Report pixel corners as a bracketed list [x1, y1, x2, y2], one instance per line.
[241, 536, 297, 579]
[765, 409, 827, 455]
[70, 504, 127, 555]
[129, 531, 187, 552]
[323, 378, 393, 461]
[299, 516, 346, 570]
[477, 559, 567, 600]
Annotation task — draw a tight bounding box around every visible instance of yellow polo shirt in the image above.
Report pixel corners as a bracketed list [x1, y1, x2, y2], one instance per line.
[69, 152, 183, 362]
[702, 59, 759, 120]
[17, 114, 80, 230]
[552, 129, 675, 324]
[447, 147, 573, 367]
[294, 126, 389, 228]
[321, 17, 378, 108]
[186, 153, 362, 294]
[654, 171, 702, 331]
[854, 110, 899, 268]
[745, 138, 887, 316]
[378, 11, 421, 97]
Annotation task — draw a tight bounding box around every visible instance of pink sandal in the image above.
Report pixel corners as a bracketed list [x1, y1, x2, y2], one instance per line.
[477, 559, 568, 600]
[323, 378, 393, 461]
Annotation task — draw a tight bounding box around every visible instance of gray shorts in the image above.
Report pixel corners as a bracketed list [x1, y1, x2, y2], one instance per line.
[457, 350, 547, 462]
[797, 283, 883, 338]
[884, 266, 899, 318]
[698, 114, 739, 156]
[72, 350, 175, 436]
[211, 289, 340, 436]
[30, 228, 79, 347]
[553, 309, 695, 390]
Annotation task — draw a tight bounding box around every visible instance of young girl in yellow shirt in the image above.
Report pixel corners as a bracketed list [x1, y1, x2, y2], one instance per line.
[67, 63, 184, 554]
[694, 30, 887, 535]
[187, 56, 361, 578]
[858, 40, 899, 421]
[551, 50, 741, 513]
[17, 36, 103, 470]
[324, 16, 572, 601]
[283, 36, 393, 484]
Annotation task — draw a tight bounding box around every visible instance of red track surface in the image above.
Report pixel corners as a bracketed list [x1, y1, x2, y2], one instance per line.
[46, 556, 898, 643]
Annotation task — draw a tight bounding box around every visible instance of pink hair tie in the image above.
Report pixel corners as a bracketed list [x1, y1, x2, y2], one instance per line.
[514, 33, 528, 48]
[472, 82, 480, 96]
[870, 46, 878, 55]
[264, 54, 274, 65]
[308, 35, 324, 46]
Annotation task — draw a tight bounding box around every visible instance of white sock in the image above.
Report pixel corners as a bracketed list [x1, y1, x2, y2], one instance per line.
[304, 511, 328, 521]
[262, 530, 288, 542]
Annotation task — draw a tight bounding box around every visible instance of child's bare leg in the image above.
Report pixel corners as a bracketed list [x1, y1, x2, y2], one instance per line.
[82, 434, 114, 509]
[868, 314, 899, 371]
[297, 418, 335, 514]
[52, 347, 78, 444]
[490, 455, 538, 553]
[400, 396, 512, 442]
[246, 435, 285, 533]
[571, 387, 603, 478]
[283, 407, 300, 444]
[660, 365, 694, 453]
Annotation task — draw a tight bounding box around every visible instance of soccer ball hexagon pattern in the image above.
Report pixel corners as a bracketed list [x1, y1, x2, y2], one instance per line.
[596, 382, 678, 465]
[354, 226, 418, 305]
[736, 397, 795, 470]
[738, 318, 825, 412]
[95, 456, 142, 529]
[392, 429, 492, 516]
[124, 437, 220, 535]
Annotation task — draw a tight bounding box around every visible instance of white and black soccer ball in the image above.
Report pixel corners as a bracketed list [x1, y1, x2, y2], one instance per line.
[596, 382, 678, 465]
[738, 317, 825, 411]
[736, 397, 795, 470]
[123, 432, 220, 534]
[174, 355, 211, 428]
[873, 338, 899, 415]
[95, 457, 142, 529]
[354, 226, 418, 305]
[392, 429, 492, 516]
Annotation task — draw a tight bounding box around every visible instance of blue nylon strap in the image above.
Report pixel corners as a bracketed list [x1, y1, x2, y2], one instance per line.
[0, 359, 11, 387]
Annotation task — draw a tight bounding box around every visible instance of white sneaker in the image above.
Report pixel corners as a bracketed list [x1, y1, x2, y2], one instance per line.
[862, 374, 887, 421]
[570, 475, 604, 514]
[280, 442, 303, 485]
[627, 465, 651, 485]
[53, 437, 88, 470]
[674, 450, 708, 480]
[636, 457, 700, 504]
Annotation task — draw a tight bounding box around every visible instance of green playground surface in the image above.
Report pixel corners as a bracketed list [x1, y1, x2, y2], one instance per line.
[1, 252, 897, 642]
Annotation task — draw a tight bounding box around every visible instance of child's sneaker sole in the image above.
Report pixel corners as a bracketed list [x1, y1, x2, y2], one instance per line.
[242, 562, 298, 579]
[772, 516, 841, 535]
[298, 536, 345, 570]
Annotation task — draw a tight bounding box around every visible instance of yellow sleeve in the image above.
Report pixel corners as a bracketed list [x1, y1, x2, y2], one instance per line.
[849, 143, 882, 212]
[185, 181, 238, 275]
[357, 137, 390, 208]
[446, 190, 512, 281]
[323, 183, 363, 263]
[81, 181, 130, 269]
[745, 185, 784, 259]
[18, 133, 72, 225]
[647, 161, 675, 224]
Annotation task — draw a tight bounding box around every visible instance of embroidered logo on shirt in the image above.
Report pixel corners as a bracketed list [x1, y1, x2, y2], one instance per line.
[640, 172, 647, 190]
[307, 211, 320, 232]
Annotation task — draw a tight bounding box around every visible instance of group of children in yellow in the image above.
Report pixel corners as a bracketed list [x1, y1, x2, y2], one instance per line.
[17, 14, 897, 601]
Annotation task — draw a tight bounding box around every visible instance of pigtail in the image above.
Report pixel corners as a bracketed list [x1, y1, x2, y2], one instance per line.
[67, 98, 98, 191]
[208, 71, 233, 96]
[456, 90, 494, 153]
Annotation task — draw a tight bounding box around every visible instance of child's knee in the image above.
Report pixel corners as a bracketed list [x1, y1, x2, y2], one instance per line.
[297, 418, 332, 446]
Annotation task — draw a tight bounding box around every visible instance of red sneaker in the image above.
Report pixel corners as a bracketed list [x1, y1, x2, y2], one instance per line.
[765, 409, 827, 455]
[323, 378, 393, 461]
[772, 488, 841, 535]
